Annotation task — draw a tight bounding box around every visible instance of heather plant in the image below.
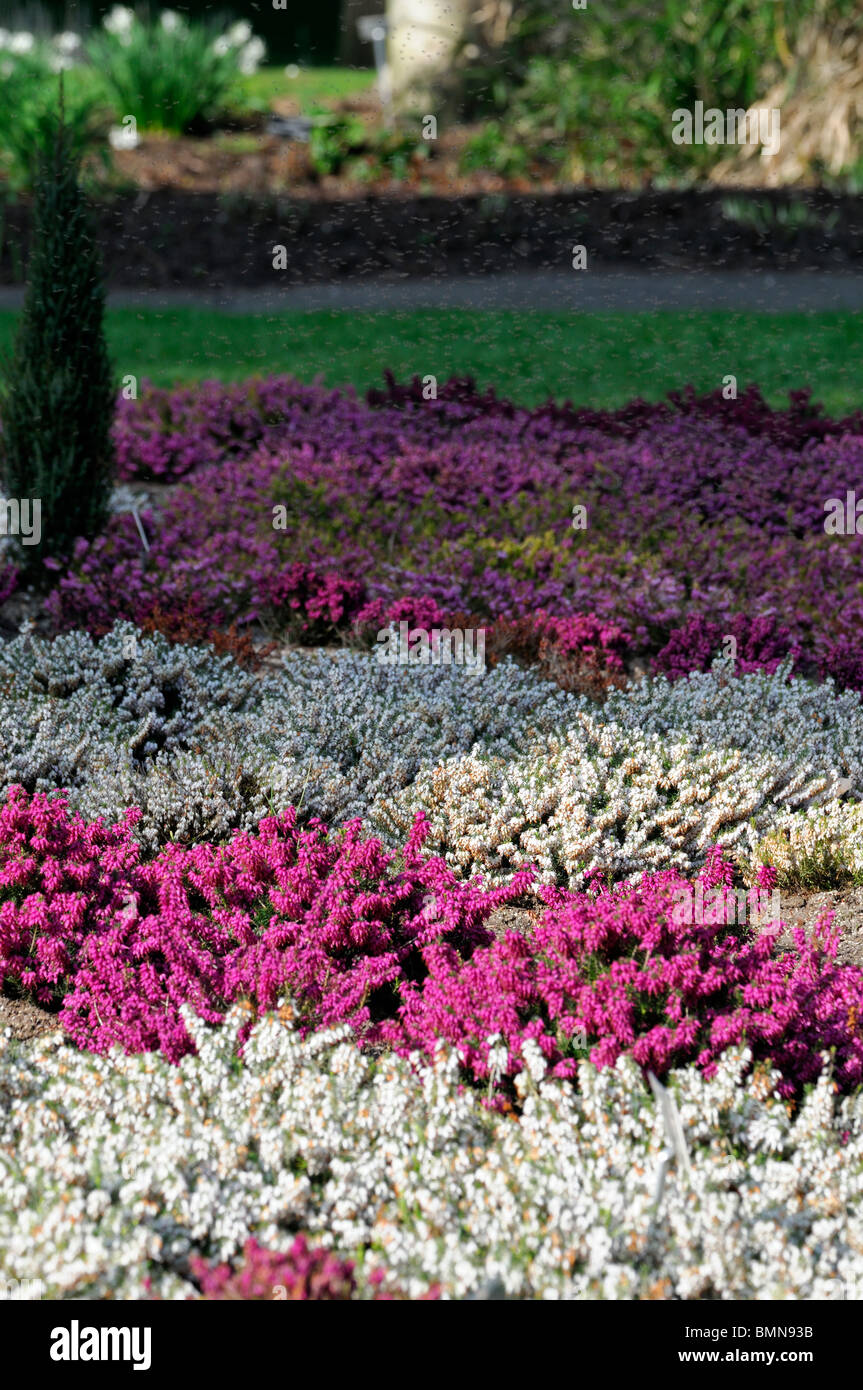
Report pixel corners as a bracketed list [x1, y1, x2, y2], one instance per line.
[192, 1236, 362, 1301]
[43, 374, 863, 684]
[189, 1236, 429, 1300]
[819, 639, 863, 695]
[374, 656, 863, 888]
[0, 785, 531, 1060]
[365, 374, 863, 451]
[482, 609, 631, 695]
[0, 98, 115, 575]
[3, 1010, 863, 1300]
[3, 628, 863, 878]
[351, 600, 632, 694]
[654, 613, 802, 680]
[748, 800, 863, 890]
[256, 563, 366, 642]
[0, 624, 579, 850]
[385, 852, 863, 1100]
[4, 779, 863, 1102]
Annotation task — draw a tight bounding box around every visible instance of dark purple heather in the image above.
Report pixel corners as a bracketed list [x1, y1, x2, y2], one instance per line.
[8, 375, 863, 686]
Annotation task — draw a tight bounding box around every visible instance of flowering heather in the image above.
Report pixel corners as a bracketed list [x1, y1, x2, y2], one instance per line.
[366, 373, 863, 452]
[257, 563, 365, 640]
[3, 1013, 863, 1300]
[189, 1236, 438, 1301]
[3, 626, 863, 881]
[385, 851, 863, 1100]
[191, 1237, 369, 1301]
[0, 785, 530, 1060]
[26, 375, 863, 684]
[8, 373, 863, 1304]
[654, 613, 802, 680]
[3, 784, 862, 1099]
[114, 375, 863, 483]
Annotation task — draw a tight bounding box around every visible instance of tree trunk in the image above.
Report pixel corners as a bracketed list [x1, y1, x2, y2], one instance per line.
[386, 0, 474, 112]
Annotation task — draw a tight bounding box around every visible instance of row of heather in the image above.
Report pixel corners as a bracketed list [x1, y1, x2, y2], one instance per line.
[0, 375, 858, 690]
[2, 785, 860, 1099]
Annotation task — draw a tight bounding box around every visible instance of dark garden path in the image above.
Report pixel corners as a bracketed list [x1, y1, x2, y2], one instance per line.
[3, 270, 863, 313]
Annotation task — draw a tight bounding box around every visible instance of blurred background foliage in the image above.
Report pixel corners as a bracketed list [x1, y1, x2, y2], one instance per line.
[2, 2, 863, 189]
[18, 1, 343, 62]
[453, 0, 863, 184]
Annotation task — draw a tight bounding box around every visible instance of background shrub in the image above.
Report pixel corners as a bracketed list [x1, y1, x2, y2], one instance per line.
[86, 9, 265, 135]
[0, 39, 101, 191]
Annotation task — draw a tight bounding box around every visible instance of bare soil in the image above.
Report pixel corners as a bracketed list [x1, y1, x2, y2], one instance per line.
[2, 185, 862, 291]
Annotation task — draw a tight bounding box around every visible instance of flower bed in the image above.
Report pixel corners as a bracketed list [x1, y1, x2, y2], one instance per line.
[2, 775, 861, 1107]
[4, 374, 863, 1302]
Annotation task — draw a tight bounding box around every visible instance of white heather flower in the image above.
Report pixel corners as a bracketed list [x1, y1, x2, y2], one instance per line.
[2, 1021, 863, 1300]
[521, 1040, 548, 1084]
[3, 631, 863, 887]
[8, 32, 35, 54]
[160, 10, 184, 33]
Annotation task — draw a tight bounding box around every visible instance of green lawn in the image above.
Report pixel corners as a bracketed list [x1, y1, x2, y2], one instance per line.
[239, 66, 376, 112]
[0, 308, 859, 412]
[58, 64, 375, 121]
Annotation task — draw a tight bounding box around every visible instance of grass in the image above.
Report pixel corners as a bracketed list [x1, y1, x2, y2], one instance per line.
[55, 64, 374, 124]
[239, 67, 376, 112]
[0, 308, 858, 413]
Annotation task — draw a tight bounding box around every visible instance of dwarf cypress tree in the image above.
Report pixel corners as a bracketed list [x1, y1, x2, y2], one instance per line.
[0, 94, 115, 576]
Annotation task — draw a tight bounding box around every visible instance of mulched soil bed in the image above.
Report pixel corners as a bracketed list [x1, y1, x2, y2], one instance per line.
[2, 186, 862, 288]
[772, 886, 863, 971]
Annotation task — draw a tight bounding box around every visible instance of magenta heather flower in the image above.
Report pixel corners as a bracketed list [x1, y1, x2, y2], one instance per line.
[0, 787, 531, 1061]
[3, 788, 862, 1099]
[253, 562, 366, 639]
[189, 1236, 438, 1300]
[190, 1237, 360, 1300]
[654, 613, 802, 680]
[383, 848, 863, 1100]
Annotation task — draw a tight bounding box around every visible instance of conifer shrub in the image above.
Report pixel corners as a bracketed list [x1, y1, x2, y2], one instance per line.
[0, 94, 115, 578]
